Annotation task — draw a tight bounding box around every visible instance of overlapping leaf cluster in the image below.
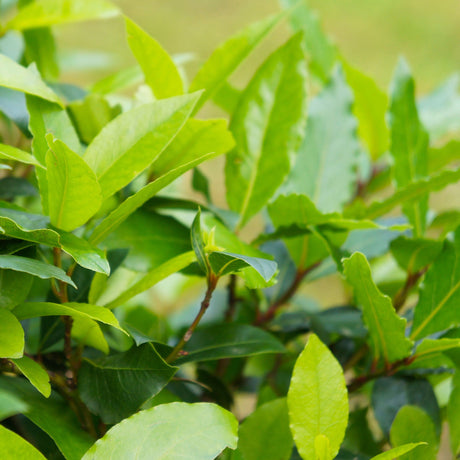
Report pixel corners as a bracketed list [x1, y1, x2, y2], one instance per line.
[0, 0, 459, 459]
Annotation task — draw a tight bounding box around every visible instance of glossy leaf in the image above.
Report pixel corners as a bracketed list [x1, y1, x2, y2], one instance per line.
[0, 376, 94, 460]
[189, 13, 283, 112]
[46, 136, 102, 231]
[232, 398, 292, 460]
[176, 323, 285, 364]
[411, 228, 460, 340]
[71, 317, 109, 354]
[82, 402, 238, 460]
[0, 309, 24, 358]
[0, 54, 61, 105]
[371, 444, 426, 460]
[79, 343, 177, 423]
[6, 0, 119, 30]
[0, 425, 46, 459]
[0, 254, 76, 287]
[389, 58, 429, 236]
[126, 17, 183, 98]
[287, 334, 348, 460]
[226, 33, 307, 228]
[10, 356, 50, 397]
[343, 252, 412, 363]
[0, 388, 28, 421]
[0, 143, 42, 167]
[390, 406, 438, 460]
[191, 209, 208, 275]
[284, 66, 359, 212]
[84, 92, 199, 200]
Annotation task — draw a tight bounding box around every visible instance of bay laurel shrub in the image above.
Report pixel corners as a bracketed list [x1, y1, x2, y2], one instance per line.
[0, 0, 459, 459]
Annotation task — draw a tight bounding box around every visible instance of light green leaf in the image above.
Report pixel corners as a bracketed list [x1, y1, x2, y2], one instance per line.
[0, 425, 46, 459]
[0, 376, 94, 460]
[390, 406, 438, 460]
[90, 65, 143, 95]
[79, 343, 177, 423]
[103, 251, 196, 309]
[314, 435, 331, 460]
[82, 402, 238, 459]
[0, 254, 76, 287]
[189, 13, 283, 112]
[71, 317, 109, 354]
[411, 229, 460, 340]
[0, 143, 43, 167]
[13, 302, 124, 332]
[6, 0, 119, 30]
[84, 92, 200, 200]
[0, 388, 28, 421]
[343, 252, 412, 363]
[412, 338, 460, 367]
[370, 443, 426, 460]
[126, 17, 183, 98]
[343, 62, 389, 159]
[151, 118, 235, 178]
[280, 0, 338, 82]
[287, 334, 348, 460]
[0, 309, 24, 358]
[0, 54, 61, 105]
[448, 373, 460, 455]
[284, 66, 359, 213]
[428, 139, 460, 173]
[226, 34, 307, 228]
[389, 58, 429, 236]
[11, 356, 50, 397]
[232, 398, 292, 460]
[46, 136, 102, 231]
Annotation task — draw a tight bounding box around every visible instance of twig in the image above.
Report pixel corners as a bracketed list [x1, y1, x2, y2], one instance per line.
[392, 267, 427, 312]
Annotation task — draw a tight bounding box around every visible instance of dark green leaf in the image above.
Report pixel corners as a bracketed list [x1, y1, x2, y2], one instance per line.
[0, 267, 34, 309]
[191, 208, 208, 275]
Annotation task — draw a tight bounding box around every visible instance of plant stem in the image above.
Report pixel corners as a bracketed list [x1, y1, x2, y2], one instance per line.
[392, 267, 427, 312]
[166, 274, 219, 363]
[225, 274, 238, 322]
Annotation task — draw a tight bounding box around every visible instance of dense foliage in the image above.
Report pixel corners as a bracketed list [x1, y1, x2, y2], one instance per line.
[0, 0, 459, 459]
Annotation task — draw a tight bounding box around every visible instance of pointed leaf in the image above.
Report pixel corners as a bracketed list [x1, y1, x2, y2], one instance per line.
[343, 252, 412, 362]
[412, 338, 460, 367]
[82, 402, 238, 460]
[79, 343, 177, 423]
[287, 334, 348, 460]
[71, 317, 109, 354]
[411, 229, 460, 340]
[189, 13, 283, 112]
[389, 58, 429, 236]
[0, 388, 28, 421]
[226, 34, 307, 228]
[10, 356, 50, 397]
[84, 92, 200, 200]
[371, 444, 426, 460]
[191, 209, 208, 275]
[46, 136, 102, 231]
[0, 425, 46, 459]
[284, 66, 359, 212]
[0, 143, 42, 167]
[126, 17, 183, 98]
[0, 309, 24, 358]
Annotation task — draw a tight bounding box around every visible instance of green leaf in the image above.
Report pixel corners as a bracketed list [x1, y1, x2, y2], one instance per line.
[0, 143, 43, 167]
[226, 34, 307, 228]
[90, 65, 143, 95]
[79, 343, 177, 423]
[84, 92, 200, 200]
[13, 301, 124, 332]
[6, 0, 119, 30]
[189, 12, 283, 112]
[389, 58, 429, 236]
[448, 373, 460, 455]
[390, 406, 438, 460]
[411, 229, 460, 340]
[0, 425, 46, 459]
[0, 54, 61, 105]
[192, 168, 211, 202]
[280, 0, 338, 82]
[284, 66, 359, 213]
[412, 338, 460, 367]
[390, 236, 443, 273]
[343, 252, 412, 363]
[103, 251, 196, 310]
[71, 317, 109, 354]
[191, 208, 208, 275]
[287, 334, 348, 460]
[176, 323, 285, 364]
[46, 136, 102, 231]
[82, 402, 238, 459]
[232, 398, 292, 460]
[0, 254, 76, 287]
[126, 17, 183, 98]
[370, 444, 426, 460]
[343, 62, 389, 159]
[428, 139, 460, 173]
[10, 356, 50, 397]
[208, 251, 277, 282]
[0, 268, 34, 309]
[151, 118, 235, 179]
[0, 388, 28, 421]
[0, 309, 24, 358]
[0, 376, 94, 460]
